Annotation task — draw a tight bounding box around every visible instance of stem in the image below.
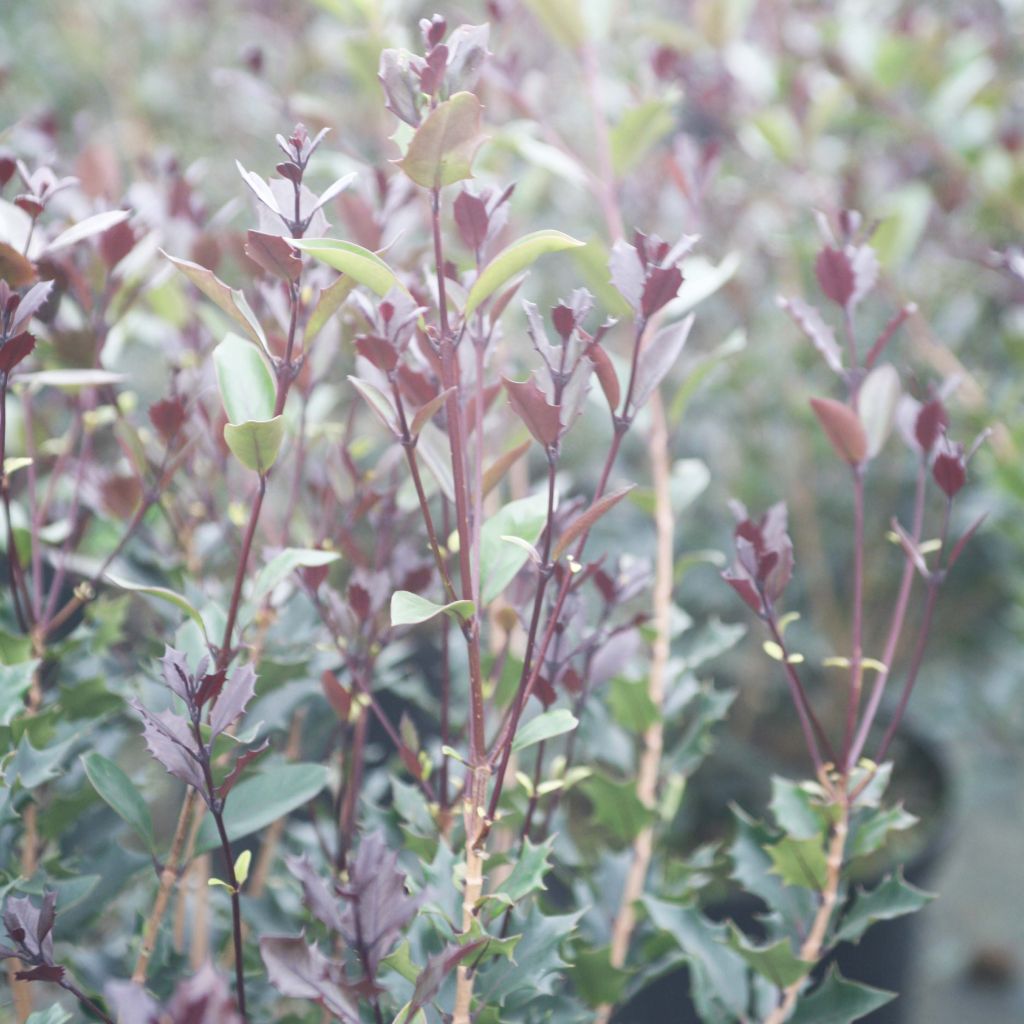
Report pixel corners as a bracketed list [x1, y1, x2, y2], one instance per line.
[58, 978, 115, 1024]
[875, 500, 952, 764]
[841, 464, 866, 771]
[336, 702, 368, 872]
[1, 377, 33, 632]
[847, 459, 927, 765]
[217, 475, 267, 668]
[594, 391, 673, 1024]
[762, 802, 849, 1024]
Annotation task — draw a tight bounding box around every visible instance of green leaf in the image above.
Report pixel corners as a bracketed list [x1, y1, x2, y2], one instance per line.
[581, 773, 656, 843]
[19, 369, 126, 390]
[251, 548, 341, 603]
[571, 943, 630, 1008]
[306, 274, 356, 341]
[348, 375, 401, 435]
[26, 1005, 73, 1024]
[213, 332, 276, 424]
[788, 966, 895, 1024]
[390, 591, 474, 626]
[224, 416, 286, 474]
[195, 762, 329, 853]
[479, 493, 548, 604]
[103, 574, 209, 641]
[769, 777, 832, 841]
[607, 677, 659, 732]
[163, 251, 268, 350]
[848, 803, 918, 859]
[464, 230, 586, 319]
[0, 660, 39, 726]
[522, 0, 586, 48]
[833, 870, 933, 946]
[81, 752, 155, 853]
[493, 836, 553, 905]
[391, 1007, 427, 1024]
[642, 897, 750, 1022]
[293, 238, 403, 296]
[767, 834, 829, 890]
[611, 99, 676, 177]
[0, 628, 33, 666]
[725, 923, 811, 987]
[396, 92, 484, 189]
[512, 708, 578, 753]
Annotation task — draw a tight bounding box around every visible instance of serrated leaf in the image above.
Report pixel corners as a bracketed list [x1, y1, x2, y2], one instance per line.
[1, 659, 39, 726]
[848, 803, 917, 859]
[104, 573, 208, 641]
[292, 238, 403, 296]
[767, 834, 829, 890]
[479, 492, 548, 603]
[512, 709, 578, 753]
[390, 591, 473, 626]
[493, 836, 553, 904]
[725, 923, 811, 987]
[163, 251, 267, 349]
[769, 777, 831, 841]
[213, 332, 276, 423]
[465, 230, 585, 319]
[81, 752, 155, 852]
[224, 417, 285, 474]
[396, 92, 484, 189]
[788, 966, 895, 1024]
[581, 773, 656, 843]
[833, 870, 933, 946]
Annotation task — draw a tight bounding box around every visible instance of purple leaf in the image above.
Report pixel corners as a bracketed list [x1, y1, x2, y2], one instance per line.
[104, 980, 161, 1023]
[609, 239, 645, 312]
[777, 295, 843, 373]
[132, 700, 206, 795]
[3, 892, 57, 962]
[631, 313, 694, 410]
[504, 375, 562, 447]
[209, 664, 258, 739]
[445, 23, 490, 93]
[285, 854, 345, 932]
[378, 48, 425, 128]
[219, 739, 270, 800]
[9, 280, 54, 335]
[409, 940, 488, 1014]
[552, 485, 635, 562]
[640, 264, 684, 318]
[339, 831, 422, 974]
[915, 398, 949, 453]
[165, 962, 244, 1024]
[0, 332, 35, 373]
[161, 646, 196, 703]
[815, 246, 855, 307]
[454, 190, 489, 252]
[932, 440, 966, 498]
[586, 341, 620, 413]
[260, 934, 360, 1022]
[244, 230, 302, 282]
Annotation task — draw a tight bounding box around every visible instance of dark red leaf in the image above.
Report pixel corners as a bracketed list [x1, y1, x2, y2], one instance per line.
[9, 280, 54, 334]
[348, 582, 372, 621]
[552, 303, 575, 340]
[0, 331, 35, 373]
[100, 472, 142, 519]
[409, 940, 488, 1014]
[418, 45, 448, 95]
[552, 485, 635, 562]
[722, 571, 763, 614]
[0, 242, 37, 288]
[194, 669, 227, 708]
[815, 246, 855, 307]
[504, 375, 561, 447]
[533, 675, 556, 709]
[355, 334, 398, 373]
[423, 14, 447, 46]
[810, 396, 868, 463]
[587, 341, 620, 413]
[149, 396, 187, 443]
[932, 448, 966, 498]
[244, 229, 302, 282]
[16, 964, 64, 982]
[321, 670, 352, 721]
[100, 219, 136, 270]
[454, 190, 489, 252]
[300, 563, 330, 591]
[219, 739, 270, 799]
[0, 157, 15, 188]
[640, 264, 683, 318]
[915, 398, 949, 452]
[275, 161, 302, 183]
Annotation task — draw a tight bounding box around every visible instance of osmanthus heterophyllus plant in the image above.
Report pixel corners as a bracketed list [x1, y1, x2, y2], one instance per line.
[634, 212, 986, 1024]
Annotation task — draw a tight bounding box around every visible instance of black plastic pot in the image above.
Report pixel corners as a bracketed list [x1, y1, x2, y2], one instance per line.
[613, 724, 952, 1024]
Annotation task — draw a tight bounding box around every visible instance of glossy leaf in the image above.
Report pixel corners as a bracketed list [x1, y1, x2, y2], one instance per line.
[857, 363, 901, 459]
[511, 708, 578, 753]
[479, 492, 548, 603]
[224, 416, 285, 474]
[292, 238, 402, 296]
[396, 91, 484, 189]
[631, 314, 694, 409]
[104, 573, 209, 640]
[306, 274, 356, 341]
[504, 375, 561, 447]
[465, 230, 585, 319]
[213, 332, 276, 424]
[45, 209, 131, 253]
[252, 548, 340, 603]
[390, 591, 474, 626]
[348, 375, 400, 435]
[81, 752, 155, 852]
[195, 763, 329, 852]
[163, 251, 268, 350]
[833, 871, 933, 945]
[725, 924, 811, 987]
[788, 967, 894, 1024]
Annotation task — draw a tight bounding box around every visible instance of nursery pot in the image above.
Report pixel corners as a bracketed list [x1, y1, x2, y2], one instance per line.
[613, 720, 952, 1024]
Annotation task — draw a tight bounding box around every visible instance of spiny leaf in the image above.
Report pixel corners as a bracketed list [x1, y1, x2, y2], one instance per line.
[788, 966, 894, 1024]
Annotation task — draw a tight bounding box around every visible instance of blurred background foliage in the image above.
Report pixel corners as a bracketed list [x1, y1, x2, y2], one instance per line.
[2, 0, 1023, 1017]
